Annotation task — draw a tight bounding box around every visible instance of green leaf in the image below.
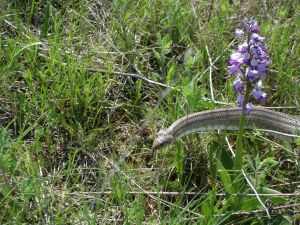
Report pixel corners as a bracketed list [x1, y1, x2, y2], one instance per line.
[241, 187, 287, 210]
[217, 161, 234, 194]
[40, 2, 52, 39]
[258, 157, 278, 170]
[296, 137, 300, 146]
[1, 153, 17, 175]
[153, 49, 162, 66]
[0, 182, 13, 197]
[12, 42, 43, 63]
[161, 34, 171, 55]
[219, 147, 234, 171]
[166, 63, 176, 84]
[134, 80, 142, 103]
[174, 147, 185, 181]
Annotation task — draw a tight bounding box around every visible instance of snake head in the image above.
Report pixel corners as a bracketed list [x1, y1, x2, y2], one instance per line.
[152, 129, 174, 149]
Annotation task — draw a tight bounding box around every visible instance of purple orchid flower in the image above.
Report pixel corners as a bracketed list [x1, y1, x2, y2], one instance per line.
[228, 17, 270, 114]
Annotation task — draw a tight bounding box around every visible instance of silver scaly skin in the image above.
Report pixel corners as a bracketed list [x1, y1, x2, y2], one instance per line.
[152, 106, 300, 149]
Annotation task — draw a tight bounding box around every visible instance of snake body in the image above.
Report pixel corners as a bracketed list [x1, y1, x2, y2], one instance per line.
[152, 107, 300, 149]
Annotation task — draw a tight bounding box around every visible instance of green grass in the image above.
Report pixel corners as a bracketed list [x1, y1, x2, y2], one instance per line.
[1, 0, 299, 224]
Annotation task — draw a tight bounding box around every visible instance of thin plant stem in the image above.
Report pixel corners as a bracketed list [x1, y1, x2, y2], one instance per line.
[233, 80, 251, 208]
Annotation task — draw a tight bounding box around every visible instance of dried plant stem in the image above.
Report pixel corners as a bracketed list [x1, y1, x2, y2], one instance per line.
[242, 170, 271, 219]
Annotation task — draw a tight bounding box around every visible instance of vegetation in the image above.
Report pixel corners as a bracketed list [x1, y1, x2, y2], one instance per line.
[0, 0, 299, 224]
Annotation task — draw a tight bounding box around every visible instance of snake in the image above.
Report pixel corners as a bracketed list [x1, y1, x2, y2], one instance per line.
[152, 106, 300, 149]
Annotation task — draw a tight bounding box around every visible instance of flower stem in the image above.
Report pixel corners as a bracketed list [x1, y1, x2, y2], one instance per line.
[233, 80, 251, 208]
